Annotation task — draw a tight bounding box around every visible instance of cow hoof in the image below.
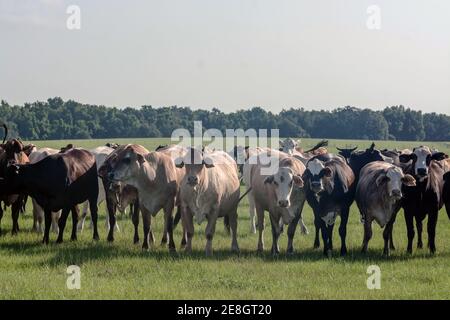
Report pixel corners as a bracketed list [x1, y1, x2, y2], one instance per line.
[107, 235, 114, 243]
[429, 247, 436, 255]
[382, 250, 390, 258]
[93, 235, 100, 241]
[340, 248, 347, 256]
[142, 244, 149, 251]
[406, 248, 413, 254]
[56, 238, 63, 244]
[70, 236, 77, 242]
[313, 242, 320, 249]
[417, 242, 423, 249]
[133, 237, 139, 244]
[324, 250, 332, 258]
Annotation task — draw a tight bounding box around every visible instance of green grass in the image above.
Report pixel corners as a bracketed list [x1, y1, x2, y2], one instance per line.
[1, 138, 450, 299]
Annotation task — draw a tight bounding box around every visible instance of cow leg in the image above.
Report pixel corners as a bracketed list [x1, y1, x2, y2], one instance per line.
[287, 213, 301, 254]
[383, 216, 395, 257]
[269, 214, 281, 255]
[163, 200, 176, 252]
[339, 207, 349, 256]
[205, 214, 218, 256]
[248, 191, 257, 234]
[229, 211, 239, 253]
[313, 214, 321, 249]
[404, 210, 415, 254]
[179, 206, 187, 248]
[131, 202, 140, 244]
[0, 204, 3, 236]
[182, 206, 194, 253]
[416, 218, 423, 249]
[389, 214, 397, 250]
[223, 215, 230, 235]
[89, 200, 99, 241]
[361, 220, 372, 254]
[51, 211, 61, 233]
[106, 200, 117, 242]
[43, 208, 52, 244]
[255, 204, 265, 253]
[56, 207, 71, 244]
[11, 197, 22, 235]
[70, 206, 79, 241]
[77, 201, 89, 233]
[141, 207, 151, 251]
[32, 199, 40, 232]
[427, 210, 438, 254]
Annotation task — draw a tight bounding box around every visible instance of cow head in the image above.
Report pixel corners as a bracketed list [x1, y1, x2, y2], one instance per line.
[348, 143, 387, 175]
[59, 144, 74, 153]
[0, 139, 29, 174]
[303, 158, 332, 194]
[108, 145, 147, 184]
[175, 147, 214, 187]
[376, 166, 416, 200]
[264, 166, 303, 213]
[399, 146, 447, 179]
[279, 138, 299, 155]
[337, 146, 357, 161]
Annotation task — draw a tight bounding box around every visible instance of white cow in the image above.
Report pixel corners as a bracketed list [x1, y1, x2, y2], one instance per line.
[77, 146, 116, 232]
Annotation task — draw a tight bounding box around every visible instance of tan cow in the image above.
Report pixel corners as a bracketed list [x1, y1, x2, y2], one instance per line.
[244, 152, 306, 254]
[108, 145, 180, 251]
[176, 147, 240, 256]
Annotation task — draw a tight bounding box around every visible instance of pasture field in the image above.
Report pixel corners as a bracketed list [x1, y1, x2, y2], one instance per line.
[1, 138, 450, 299]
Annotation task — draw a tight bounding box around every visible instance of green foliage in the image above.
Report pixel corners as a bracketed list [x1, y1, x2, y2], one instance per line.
[0, 98, 449, 141]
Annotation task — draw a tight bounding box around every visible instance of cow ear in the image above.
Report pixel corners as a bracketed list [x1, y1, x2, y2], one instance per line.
[174, 157, 184, 168]
[322, 167, 332, 178]
[402, 174, 416, 187]
[399, 154, 413, 163]
[431, 152, 447, 161]
[137, 154, 146, 164]
[264, 175, 274, 184]
[293, 175, 304, 187]
[202, 156, 215, 168]
[296, 139, 301, 146]
[376, 175, 389, 186]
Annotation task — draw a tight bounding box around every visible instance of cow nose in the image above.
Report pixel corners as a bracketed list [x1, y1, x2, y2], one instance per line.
[187, 176, 198, 185]
[278, 200, 289, 208]
[311, 181, 322, 190]
[417, 168, 427, 176]
[392, 190, 402, 198]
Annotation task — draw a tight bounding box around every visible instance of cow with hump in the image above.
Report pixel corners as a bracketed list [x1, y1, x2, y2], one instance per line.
[356, 161, 416, 256]
[243, 151, 306, 254]
[303, 154, 355, 257]
[0, 148, 99, 244]
[399, 146, 448, 254]
[107, 144, 181, 251]
[176, 147, 240, 256]
[98, 144, 146, 244]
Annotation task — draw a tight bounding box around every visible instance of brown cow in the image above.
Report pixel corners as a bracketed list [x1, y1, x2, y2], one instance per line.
[356, 161, 416, 256]
[0, 138, 30, 235]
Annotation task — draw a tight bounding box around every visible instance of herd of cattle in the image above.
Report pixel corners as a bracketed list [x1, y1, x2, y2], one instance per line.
[0, 125, 449, 258]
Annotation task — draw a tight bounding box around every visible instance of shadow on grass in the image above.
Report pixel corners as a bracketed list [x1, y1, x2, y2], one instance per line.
[1, 236, 447, 268]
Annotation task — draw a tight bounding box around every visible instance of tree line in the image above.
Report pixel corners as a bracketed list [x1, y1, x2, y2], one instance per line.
[0, 97, 449, 141]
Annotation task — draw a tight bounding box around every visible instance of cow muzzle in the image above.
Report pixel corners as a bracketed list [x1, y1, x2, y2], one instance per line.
[310, 181, 323, 193]
[278, 199, 290, 208]
[416, 168, 428, 177]
[390, 189, 402, 200]
[187, 176, 198, 186]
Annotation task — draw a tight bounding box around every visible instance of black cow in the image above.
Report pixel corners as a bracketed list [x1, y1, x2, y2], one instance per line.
[336, 146, 357, 163]
[399, 146, 448, 254]
[0, 148, 99, 244]
[444, 170, 450, 220]
[303, 154, 355, 257]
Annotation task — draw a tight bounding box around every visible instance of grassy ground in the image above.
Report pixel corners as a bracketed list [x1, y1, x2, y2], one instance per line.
[1, 138, 450, 299]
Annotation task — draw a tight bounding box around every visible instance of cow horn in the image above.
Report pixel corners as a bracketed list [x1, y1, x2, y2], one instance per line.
[1, 123, 7, 144]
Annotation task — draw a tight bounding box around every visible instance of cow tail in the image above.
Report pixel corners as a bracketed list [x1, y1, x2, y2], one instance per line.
[238, 187, 252, 203]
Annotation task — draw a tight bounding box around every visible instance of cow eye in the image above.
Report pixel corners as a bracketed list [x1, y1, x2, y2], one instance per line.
[289, 180, 293, 187]
[273, 181, 279, 186]
[123, 158, 131, 164]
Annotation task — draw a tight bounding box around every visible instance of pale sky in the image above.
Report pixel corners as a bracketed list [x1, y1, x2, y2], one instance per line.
[0, 0, 449, 114]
